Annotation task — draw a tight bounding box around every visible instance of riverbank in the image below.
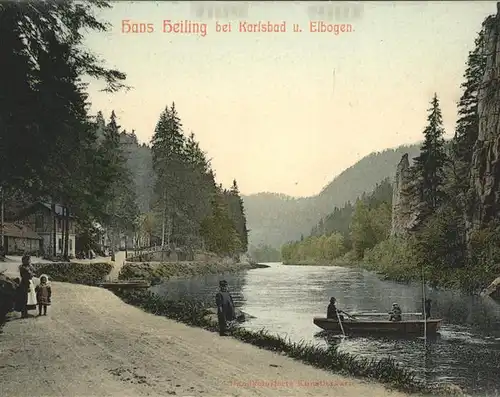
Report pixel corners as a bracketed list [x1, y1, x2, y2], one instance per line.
[0, 281, 423, 397]
[284, 233, 500, 295]
[282, 259, 354, 266]
[283, 254, 495, 295]
[119, 260, 267, 282]
[281, 258, 418, 285]
[115, 289, 466, 396]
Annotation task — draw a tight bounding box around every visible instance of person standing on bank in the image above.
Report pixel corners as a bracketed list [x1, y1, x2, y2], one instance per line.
[18, 255, 37, 318]
[215, 280, 236, 336]
[424, 299, 432, 319]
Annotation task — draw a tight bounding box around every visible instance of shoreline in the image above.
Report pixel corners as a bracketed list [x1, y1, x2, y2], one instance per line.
[114, 289, 462, 396]
[1, 259, 463, 396]
[118, 260, 269, 282]
[0, 281, 430, 397]
[281, 259, 475, 291]
[282, 259, 358, 267]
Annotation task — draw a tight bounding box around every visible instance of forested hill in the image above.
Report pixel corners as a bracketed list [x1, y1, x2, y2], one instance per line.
[243, 143, 421, 249]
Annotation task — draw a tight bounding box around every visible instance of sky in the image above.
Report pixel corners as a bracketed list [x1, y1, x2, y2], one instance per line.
[85, 1, 496, 197]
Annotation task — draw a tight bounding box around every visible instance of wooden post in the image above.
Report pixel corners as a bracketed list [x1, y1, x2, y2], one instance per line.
[422, 265, 427, 344]
[61, 206, 65, 258]
[0, 186, 4, 256]
[64, 206, 70, 259]
[52, 203, 56, 257]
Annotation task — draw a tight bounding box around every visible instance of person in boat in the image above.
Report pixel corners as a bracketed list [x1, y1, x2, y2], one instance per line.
[327, 297, 346, 321]
[215, 280, 236, 336]
[424, 299, 431, 319]
[389, 303, 402, 322]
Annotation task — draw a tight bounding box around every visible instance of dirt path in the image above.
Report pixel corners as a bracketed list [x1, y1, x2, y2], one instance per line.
[107, 250, 126, 280]
[0, 282, 414, 397]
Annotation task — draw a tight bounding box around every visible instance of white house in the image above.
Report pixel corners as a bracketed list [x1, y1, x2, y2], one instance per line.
[15, 202, 76, 257]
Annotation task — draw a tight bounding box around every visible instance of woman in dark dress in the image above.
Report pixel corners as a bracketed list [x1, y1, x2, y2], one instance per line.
[17, 255, 35, 318]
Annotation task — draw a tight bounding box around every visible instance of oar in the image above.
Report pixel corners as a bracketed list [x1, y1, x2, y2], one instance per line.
[335, 309, 347, 338]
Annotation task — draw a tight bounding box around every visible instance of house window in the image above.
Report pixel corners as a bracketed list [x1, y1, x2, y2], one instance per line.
[35, 213, 43, 231]
[58, 238, 62, 252]
[69, 239, 73, 251]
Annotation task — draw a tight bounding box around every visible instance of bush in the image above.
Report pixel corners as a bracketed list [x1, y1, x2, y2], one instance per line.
[362, 220, 500, 294]
[115, 290, 448, 395]
[32, 262, 113, 286]
[363, 237, 418, 282]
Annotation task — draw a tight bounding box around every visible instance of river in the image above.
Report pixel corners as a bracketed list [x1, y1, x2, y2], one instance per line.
[151, 262, 500, 396]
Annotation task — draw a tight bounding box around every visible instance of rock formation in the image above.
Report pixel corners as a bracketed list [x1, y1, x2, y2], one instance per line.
[480, 275, 500, 300]
[390, 154, 415, 237]
[468, 4, 500, 236]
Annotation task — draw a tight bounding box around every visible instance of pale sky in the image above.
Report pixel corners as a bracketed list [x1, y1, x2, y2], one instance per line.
[85, 1, 496, 197]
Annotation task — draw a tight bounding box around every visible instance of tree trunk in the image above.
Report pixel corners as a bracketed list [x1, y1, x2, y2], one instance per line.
[167, 213, 172, 247]
[161, 190, 167, 248]
[161, 214, 165, 248]
[109, 227, 115, 261]
[52, 203, 56, 256]
[0, 186, 5, 258]
[64, 206, 70, 259]
[61, 207, 65, 258]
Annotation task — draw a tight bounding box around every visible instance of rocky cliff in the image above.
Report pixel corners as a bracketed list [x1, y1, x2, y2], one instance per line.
[468, 4, 500, 237]
[390, 154, 414, 236]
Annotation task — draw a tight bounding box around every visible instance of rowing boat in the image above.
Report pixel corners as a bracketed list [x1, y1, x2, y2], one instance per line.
[313, 317, 442, 335]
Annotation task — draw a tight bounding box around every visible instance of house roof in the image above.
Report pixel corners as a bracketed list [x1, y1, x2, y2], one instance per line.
[15, 202, 76, 220]
[1, 222, 42, 240]
[40, 202, 68, 217]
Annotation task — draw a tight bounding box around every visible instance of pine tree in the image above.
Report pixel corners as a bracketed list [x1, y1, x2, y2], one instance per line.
[101, 112, 139, 249]
[182, 132, 215, 248]
[226, 180, 249, 252]
[151, 103, 186, 247]
[0, 3, 41, 195]
[200, 188, 241, 255]
[409, 94, 448, 222]
[0, 0, 128, 221]
[35, 30, 91, 258]
[350, 199, 376, 259]
[451, 27, 487, 202]
[95, 111, 106, 143]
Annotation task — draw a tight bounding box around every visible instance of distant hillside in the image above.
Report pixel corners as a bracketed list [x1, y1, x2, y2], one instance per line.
[243, 143, 421, 249]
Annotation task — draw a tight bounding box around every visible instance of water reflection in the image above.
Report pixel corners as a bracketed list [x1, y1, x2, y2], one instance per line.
[153, 262, 500, 395]
[151, 271, 249, 308]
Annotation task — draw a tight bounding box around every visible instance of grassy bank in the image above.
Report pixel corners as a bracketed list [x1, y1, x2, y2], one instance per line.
[283, 230, 499, 295]
[114, 289, 462, 396]
[284, 237, 495, 294]
[20, 259, 265, 286]
[362, 238, 498, 293]
[32, 262, 113, 286]
[118, 261, 264, 282]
